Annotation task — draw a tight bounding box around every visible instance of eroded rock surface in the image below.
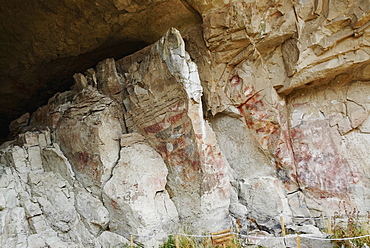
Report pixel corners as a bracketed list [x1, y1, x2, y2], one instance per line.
[0, 0, 201, 141]
[1, 28, 231, 247]
[118, 28, 230, 231]
[1, 0, 370, 247]
[0, 130, 128, 247]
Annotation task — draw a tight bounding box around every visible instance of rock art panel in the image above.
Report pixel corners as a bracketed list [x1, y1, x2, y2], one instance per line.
[287, 79, 370, 215]
[1, 0, 370, 246]
[54, 88, 124, 195]
[291, 119, 358, 196]
[1, 27, 233, 246]
[191, 0, 370, 219]
[117, 28, 231, 232]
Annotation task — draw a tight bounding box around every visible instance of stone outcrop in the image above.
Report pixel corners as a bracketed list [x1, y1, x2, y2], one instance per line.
[0, 130, 129, 247]
[0, 28, 231, 247]
[189, 0, 370, 214]
[117, 28, 230, 231]
[0, 0, 201, 142]
[1, 0, 370, 247]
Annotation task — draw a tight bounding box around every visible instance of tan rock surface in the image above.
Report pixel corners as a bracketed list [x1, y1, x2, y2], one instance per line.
[118, 28, 231, 231]
[0, 0, 201, 141]
[1, 0, 370, 247]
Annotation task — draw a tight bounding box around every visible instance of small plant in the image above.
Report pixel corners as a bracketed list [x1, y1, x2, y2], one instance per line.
[158, 233, 243, 248]
[159, 235, 176, 248]
[159, 234, 200, 248]
[328, 202, 370, 247]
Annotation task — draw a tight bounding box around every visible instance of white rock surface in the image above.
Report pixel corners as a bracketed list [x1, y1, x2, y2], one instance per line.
[2, 2, 370, 246]
[0, 130, 130, 247]
[102, 137, 178, 246]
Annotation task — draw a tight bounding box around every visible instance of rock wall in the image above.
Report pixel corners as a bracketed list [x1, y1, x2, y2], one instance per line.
[0, 131, 128, 247]
[1, 0, 370, 247]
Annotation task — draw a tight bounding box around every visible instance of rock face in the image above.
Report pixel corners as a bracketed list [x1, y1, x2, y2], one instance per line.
[118, 28, 230, 230]
[0, 28, 230, 247]
[1, 0, 370, 247]
[0, 0, 201, 142]
[0, 131, 128, 247]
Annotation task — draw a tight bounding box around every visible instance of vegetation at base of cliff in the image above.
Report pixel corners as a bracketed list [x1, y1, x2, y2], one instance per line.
[158, 234, 243, 248]
[328, 203, 370, 248]
[159, 234, 205, 248]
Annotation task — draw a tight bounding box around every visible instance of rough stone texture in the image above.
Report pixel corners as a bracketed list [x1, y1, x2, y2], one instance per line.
[1, 0, 370, 247]
[185, 0, 369, 242]
[0, 101, 178, 247]
[0, 28, 231, 247]
[117, 28, 231, 232]
[0, 0, 201, 142]
[0, 130, 130, 248]
[54, 88, 124, 195]
[185, 0, 370, 221]
[102, 138, 178, 246]
[287, 80, 370, 215]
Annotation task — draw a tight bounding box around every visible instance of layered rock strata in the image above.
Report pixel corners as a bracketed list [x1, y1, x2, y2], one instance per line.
[0, 28, 230, 247]
[0, 0, 370, 247]
[188, 0, 370, 218]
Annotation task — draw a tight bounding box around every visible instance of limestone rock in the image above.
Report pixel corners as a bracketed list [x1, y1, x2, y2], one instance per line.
[1, 28, 232, 247]
[96, 58, 125, 102]
[102, 140, 178, 246]
[1, 1, 370, 247]
[0, 0, 202, 138]
[118, 28, 231, 232]
[75, 189, 110, 235]
[97, 231, 130, 248]
[54, 87, 125, 195]
[187, 0, 370, 223]
[0, 123, 133, 248]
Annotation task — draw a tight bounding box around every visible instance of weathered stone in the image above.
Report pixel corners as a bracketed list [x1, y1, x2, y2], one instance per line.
[360, 116, 370, 133]
[17, 131, 39, 147]
[72, 73, 88, 92]
[239, 177, 292, 227]
[0, 131, 126, 247]
[41, 144, 76, 185]
[286, 191, 311, 221]
[0, 189, 6, 210]
[0, 0, 202, 138]
[23, 199, 42, 218]
[54, 88, 124, 194]
[8, 113, 30, 139]
[120, 28, 230, 232]
[210, 113, 274, 179]
[97, 231, 130, 248]
[75, 189, 109, 235]
[27, 146, 43, 172]
[2, 1, 370, 247]
[120, 132, 146, 147]
[102, 142, 178, 247]
[96, 58, 124, 102]
[27, 234, 47, 248]
[346, 101, 367, 129]
[29, 173, 78, 233]
[282, 37, 300, 77]
[29, 91, 75, 131]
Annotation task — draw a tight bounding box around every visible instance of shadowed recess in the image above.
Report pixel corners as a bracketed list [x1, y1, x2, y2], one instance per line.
[0, 40, 148, 143]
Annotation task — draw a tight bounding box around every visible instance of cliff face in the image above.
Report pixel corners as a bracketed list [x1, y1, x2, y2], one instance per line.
[0, 0, 201, 142]
[1, 0, 370, 247]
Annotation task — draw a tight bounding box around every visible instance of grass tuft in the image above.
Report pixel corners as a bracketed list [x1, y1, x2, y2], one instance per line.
[328, 202, 370, 247]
